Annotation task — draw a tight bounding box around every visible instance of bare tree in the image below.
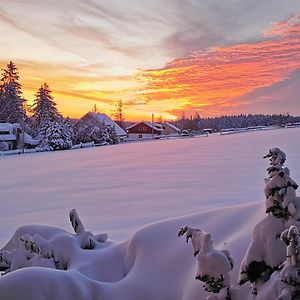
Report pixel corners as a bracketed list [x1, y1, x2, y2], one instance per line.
[113, 100, 125, 128]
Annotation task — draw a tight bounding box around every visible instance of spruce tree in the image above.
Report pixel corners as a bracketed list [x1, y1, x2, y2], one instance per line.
[0, 61, 25, 123]
[239, 148, 299, 297]
[31, 83, 61, 137]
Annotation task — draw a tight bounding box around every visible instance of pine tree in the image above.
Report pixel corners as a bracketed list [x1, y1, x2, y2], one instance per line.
[0, 61, 25, 123]
[0, 141, 9, 151]
[31, 83, 61, 137]
[239, 148, 300, 297]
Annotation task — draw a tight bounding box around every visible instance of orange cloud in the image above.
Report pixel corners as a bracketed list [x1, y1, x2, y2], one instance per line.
[136, 14, 300, 117]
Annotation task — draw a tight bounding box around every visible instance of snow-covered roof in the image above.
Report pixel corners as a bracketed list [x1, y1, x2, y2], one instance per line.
[126, 121, 164, 132]
[24, 133, 39, 145]
[0, 122, 22, 131]
[162, 122, 181, 133]
[0, 123, 14, 132]
[83, 112, 127, 137]
[143, 121, 163, 131]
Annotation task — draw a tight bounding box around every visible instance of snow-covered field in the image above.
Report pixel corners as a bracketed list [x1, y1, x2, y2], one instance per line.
[0, 127, 299, 299]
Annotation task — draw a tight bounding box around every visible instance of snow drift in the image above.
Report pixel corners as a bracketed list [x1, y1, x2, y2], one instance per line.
[0, 202, 264, 300]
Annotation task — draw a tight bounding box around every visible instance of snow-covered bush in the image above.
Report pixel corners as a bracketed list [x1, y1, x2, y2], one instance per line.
[238, 215, 286, 293]
[37, 121, 73, 151]
[75, 117, 108, 145]
[69, 208, 108, 249]
[255, 225, 300, 300]
[0, 141, 9, 151]
[106, 124, 119, 144]
[178, 226, 234, 299]
[0, 209, 108, 273]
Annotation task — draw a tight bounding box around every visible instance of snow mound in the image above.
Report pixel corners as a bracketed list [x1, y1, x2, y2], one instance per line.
[0, 202, 264, 300]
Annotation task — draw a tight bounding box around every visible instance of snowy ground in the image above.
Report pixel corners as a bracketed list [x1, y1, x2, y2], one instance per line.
[0, 127, 299, 299]
[0, 127, 299, 245]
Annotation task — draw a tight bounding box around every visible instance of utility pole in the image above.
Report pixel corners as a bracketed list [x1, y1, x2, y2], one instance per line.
[151, 113, 154, 139]
[22, 116, 25, 154]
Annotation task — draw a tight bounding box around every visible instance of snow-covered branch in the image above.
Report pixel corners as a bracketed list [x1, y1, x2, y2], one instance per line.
[179, 226, 233, 299]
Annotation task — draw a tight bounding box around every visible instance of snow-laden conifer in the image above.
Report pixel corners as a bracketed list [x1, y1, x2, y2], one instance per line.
[0, 61, 25, 123]
[277, 226, 300, 299]
[31, 83, 61, 137]
[239, 148, 300, 297]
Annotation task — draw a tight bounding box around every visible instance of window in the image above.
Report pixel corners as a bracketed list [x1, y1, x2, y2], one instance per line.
[138, 134, 142, 138]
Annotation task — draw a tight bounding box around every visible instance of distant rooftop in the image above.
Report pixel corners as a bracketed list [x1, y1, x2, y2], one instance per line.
[82, 112, 127, 136]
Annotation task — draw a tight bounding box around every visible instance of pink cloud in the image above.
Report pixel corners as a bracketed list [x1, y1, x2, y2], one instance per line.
[136, 14, 300, 117]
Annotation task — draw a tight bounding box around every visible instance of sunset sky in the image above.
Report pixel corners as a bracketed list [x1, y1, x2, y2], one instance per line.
[0, 0, 299, 121]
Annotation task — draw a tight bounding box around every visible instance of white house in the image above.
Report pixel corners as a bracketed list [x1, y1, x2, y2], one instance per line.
[0, 123, 38, 150]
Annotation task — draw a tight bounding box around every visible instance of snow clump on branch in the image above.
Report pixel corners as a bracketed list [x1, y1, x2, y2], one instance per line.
[178, 226, 234, 300]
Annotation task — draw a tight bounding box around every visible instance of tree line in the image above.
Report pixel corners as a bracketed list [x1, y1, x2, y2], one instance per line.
[173, 112, 300, 132]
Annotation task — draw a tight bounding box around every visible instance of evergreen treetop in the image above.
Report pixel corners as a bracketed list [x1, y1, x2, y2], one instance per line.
[0, 61, 25, 124]
[32, 83, 61, 134]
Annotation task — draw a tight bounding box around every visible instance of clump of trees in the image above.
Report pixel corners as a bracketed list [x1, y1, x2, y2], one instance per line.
[74, 112, 119, 146]
[0, 61, 120, 152]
